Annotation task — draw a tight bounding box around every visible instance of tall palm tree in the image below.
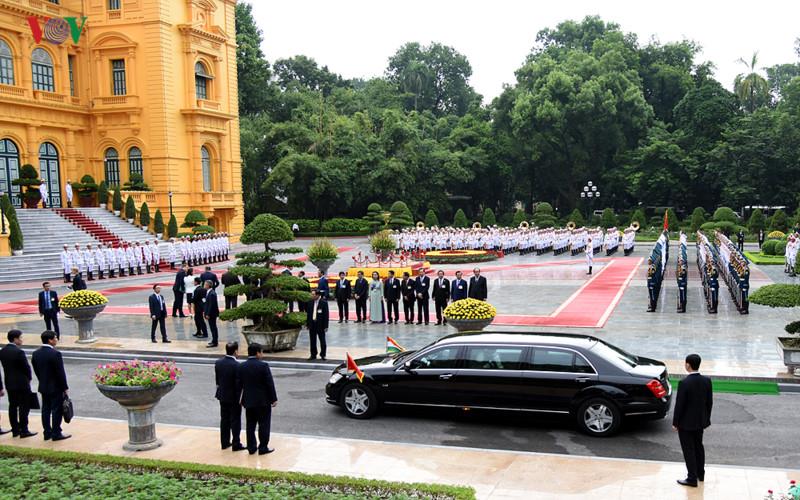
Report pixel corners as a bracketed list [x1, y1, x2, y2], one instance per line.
[734, 52, 770, 113]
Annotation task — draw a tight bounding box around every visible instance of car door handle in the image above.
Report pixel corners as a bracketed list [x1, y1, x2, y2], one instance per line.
[575, 377, 591, 383]
[439, 373, 454, 380]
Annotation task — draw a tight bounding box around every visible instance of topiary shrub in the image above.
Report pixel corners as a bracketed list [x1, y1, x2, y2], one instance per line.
[785, 321, 800, 335]
[629, 208, 646, 228]
[532, 203, 557, 228]
[74, 174, 98, 207]
[8, 216, 23, 251]
[219, 213, 310, 332]
[600, 208, 617, 229]
[389, 201, 414, 229]
[749, 284, 800, 308]
[167, 214, 178, 238]
[124, 195, 136, 221]
[97, 181, 109, 206]
[482, 207, 497, 227]
[770, 209, 788, 232]
[192, 224, 215, 234]
[713, 207, 739, 223]
[181, 210, 207, 230]
[424, 209, 439, 228]
[511, 209, 527, 227]
[320, 218, 370, 233]
[689, 207, 706, 232]
[762, 239, 779, 255]
[566, 208, 585, 227]
[11, 164, 41, 208]
[364, 203, 385, 232]
[748, 208, 766, 234]
[0, 193, 17, 223]
[112, 188, 123, 212]
[775, 240, 787, 256]
[139, 202, 151, 228]
[665, 207, 679, 231]
[153, 210, 164, 235]
[122, 172, 151, 191]
[453, 209, 469, 228]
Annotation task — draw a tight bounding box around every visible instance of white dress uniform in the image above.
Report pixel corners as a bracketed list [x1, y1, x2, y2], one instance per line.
[586, 239, 594, 275]
[104, 245, 117, 278]
[116, 245, 128, 276]
[70, 247, 84, 275]
[167, 240, 177, 268]
[60, 247, 71, 282]
[126, 245, 138, 274]
[143, 243, 153, 273]
[83, 246, 96, 280]
[94, 246, 106, 279]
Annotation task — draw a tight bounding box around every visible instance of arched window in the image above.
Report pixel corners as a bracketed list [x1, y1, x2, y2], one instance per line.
[31, 48, 54, 92]
[0, 139, 21, 207]
[128, 146, 143, 178]
[0, 39, 14, 85]
[104, 148, 120, 187]
[201, 146, 211, 192]
[195, 62, 211, 100]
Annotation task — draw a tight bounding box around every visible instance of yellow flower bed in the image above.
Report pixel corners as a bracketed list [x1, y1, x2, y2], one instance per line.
[444, 298, 496, 320]
[60, 290, 109, 308]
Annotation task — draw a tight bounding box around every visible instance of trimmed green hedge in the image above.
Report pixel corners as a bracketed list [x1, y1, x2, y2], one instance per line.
[0, 445, 474, 500]
[285, 219, 321, 232]
[296, 231, 370, 237]
[749, 284, 800, 308]
[762, 239, 779, 255]
[321, 218, 371, 232]
[744, 251, 785, 265]
[425, 253, 499, 265]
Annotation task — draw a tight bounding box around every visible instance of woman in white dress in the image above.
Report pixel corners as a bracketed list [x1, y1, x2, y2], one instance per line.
[368, 271, 385, 323]
[183, 268, 196, 314]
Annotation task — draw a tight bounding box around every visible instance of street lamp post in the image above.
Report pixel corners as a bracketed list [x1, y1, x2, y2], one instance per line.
[168, 191, 173, 217]
[0, 191, 6, 234]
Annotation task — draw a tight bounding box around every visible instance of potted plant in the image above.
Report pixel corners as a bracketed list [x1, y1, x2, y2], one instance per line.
[97, 181, 109, 209]
[139, 202, 150, 231]
[307, 238, 338, 275]
[11, 164, 42, 208]
[750, 284, 800, 376]
[167, 213, 178, 238]
[443, 298, 497, 332]
[60, 290, 108, 343]
[125, 195, 136, 224]
[112, 188, 123, 216]
[153, 209, 164, 239]
[74, 174, 98, 207]
[220, 214, 311, 352]
[369, 230, 396, 260]
[94, 360, 182, 451]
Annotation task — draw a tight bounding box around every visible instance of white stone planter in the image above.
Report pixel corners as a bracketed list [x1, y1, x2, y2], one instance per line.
[61, 303, 106, 343]
[96, 382, 176, 451]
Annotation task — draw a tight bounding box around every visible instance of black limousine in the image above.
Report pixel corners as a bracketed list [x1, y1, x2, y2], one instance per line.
[325, 332, 672, 436]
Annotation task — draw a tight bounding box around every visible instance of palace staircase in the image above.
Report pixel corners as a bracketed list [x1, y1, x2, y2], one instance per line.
[53, 208, 122, 247]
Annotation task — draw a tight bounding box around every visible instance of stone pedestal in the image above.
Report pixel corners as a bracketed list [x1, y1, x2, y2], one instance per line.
[96, 383, 176, 451]
[62, 303, 106, 343]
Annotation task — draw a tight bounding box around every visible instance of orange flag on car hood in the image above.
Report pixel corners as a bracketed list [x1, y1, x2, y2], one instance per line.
[346, 352, 364, 383]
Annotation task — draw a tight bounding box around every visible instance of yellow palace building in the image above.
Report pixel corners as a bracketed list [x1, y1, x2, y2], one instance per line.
[0, 0, 243, 238]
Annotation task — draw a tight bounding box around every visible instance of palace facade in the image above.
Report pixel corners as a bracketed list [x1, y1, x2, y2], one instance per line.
[0, 0, 243, 238]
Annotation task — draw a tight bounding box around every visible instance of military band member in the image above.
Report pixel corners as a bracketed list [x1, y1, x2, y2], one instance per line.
[143, 241, 154, 273]
[167, 238, 178, 269]
[153, 240, 161, 272]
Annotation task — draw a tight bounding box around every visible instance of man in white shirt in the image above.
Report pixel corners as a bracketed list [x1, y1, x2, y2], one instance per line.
[152, 240, 161, 272]
[64, 180, 73, 208]
[116, 244, 128, 277]
[104, 243, 117, 278]
[60, 244, 71, 283]
[39, 182, 48, 209]
[93, 244, 106, 279]
[69, 244, 84, 278]
[143, 241, 153, 274]
[83, 244, 96, 281]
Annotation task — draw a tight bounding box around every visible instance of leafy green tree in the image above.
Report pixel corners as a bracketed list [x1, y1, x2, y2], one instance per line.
[235, 2, 273, 115]
[273, 55, 349, 96]
[747, 208, 766, 234]
[139, 202, 150, 228]
[453, 209, 469, 228]
[511, 209, 527, 227]
[629, 208, 646, 227]
[713, 207, 739, 223]
[389, 201, 413, 228]
[689, 207, 706, 232]
[770, 209, 788, 232]
[153, 209, 164, 235]
[734, 52, 771, 113]
[424, 209, 439, 228]
[566, 208, 585, 227]
[481, 207, 497, 227]
[600, 208, 617, 229]
[532, 202, 557, 227]
[167, 214, 178, 238]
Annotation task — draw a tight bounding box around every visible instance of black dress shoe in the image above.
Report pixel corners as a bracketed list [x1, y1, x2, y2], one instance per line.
[677, 479, 697, 487]
[307, 356, 317, 361]
[163, 339, 172, 344]
[43, 435, 51, 441]
[231, 444, 246, 452]
[698, 477, 704, 482]
[11, 432, 19, 437]
[151, 339, 158, 343]
[222, 443, 231, 450]
[206, 342, 218, 348]
[320, 357, 326, 361]
[248, 449, 256, 455]
[52, 434, 72, 441]
[258, 447, 275, 455]
[0, 428, 11, 435]
[338, 320, 343, 323]
[192, 332, 202, 337]
[19, 431, 37, 438]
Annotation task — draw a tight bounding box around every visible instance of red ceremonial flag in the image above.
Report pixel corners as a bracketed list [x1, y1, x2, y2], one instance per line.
[346, 352, 364, 383]
[663, 210, 669, 231]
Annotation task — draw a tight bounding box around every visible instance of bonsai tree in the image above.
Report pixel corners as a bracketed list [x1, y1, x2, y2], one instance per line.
[388, 201, 413, 229]
[153, 209, 164, 236]
[192, 224, 215, 234]
[125, 195, 136, 221]
[363, 202, 385, 232]
[747, 208, 766, 234]
[219, 214, 311, 333]
[482, 207, 497, 227]
[97, 181, 109, 207]
[453, 208, 469, 228]
[11, 164, 41, 208]
[689, 207, 706, 232]
[74, 174, 98, 207]
[167, 213, 178, 238]
[112, 188, 123, 213]
[532, 202, 557, 228]
[713, 207, 739, 224]
[122, 172, 151, 191]
[139, 202, 151, 228]
[566, 208, 585, 227]
[181, 210, 207, 231]
[511, 209, 527, 227]
[424, 208, 439, 228]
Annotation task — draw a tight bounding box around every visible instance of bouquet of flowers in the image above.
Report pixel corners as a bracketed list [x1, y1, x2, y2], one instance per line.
[60, 290, 109, 309]
[444, 298, 497, 320]
[94, 360, 182, 387]
[765, 480, 800, 500]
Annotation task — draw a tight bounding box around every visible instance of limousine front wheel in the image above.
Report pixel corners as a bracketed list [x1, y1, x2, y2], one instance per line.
[577, 398, 621, 436]
[341, 384, 378, 419]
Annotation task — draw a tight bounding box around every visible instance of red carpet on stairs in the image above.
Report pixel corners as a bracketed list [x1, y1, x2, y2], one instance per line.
[54, 208, 122, 246]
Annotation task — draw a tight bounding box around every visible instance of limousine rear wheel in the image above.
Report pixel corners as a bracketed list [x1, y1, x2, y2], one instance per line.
[576, 398, 621, 437]
[341, 384, 378, 419]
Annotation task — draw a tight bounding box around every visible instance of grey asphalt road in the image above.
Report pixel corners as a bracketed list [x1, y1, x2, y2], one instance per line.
[7, 357, 799, 469]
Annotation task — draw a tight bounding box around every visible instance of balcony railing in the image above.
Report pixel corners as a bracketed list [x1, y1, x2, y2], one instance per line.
[0, 84, 27, 98]
[34, 90, 66, 103]
[92, 95, 139, 108]
[197, 99, 220, 111]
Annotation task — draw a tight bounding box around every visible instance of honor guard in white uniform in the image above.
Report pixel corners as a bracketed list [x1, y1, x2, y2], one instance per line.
[94, 243, 107, 279]
[133, 241, 144, 274]
[152, 240, 161, 272]
[586, 237, 594, 275]
[143, 241, 154, 273]
[104, 243, 117, 278]
[167, 238, 178, 269]
[180, 237, 190, 265]
[60, 244, 72, 283]
[116, 244, 128, 276]
[70, 244, 84, 277]
[125, 243, 138, 275]
[83, 244, 96, 281]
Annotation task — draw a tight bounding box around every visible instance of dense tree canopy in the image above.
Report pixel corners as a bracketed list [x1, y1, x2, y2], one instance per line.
[235, 9, 800, 225]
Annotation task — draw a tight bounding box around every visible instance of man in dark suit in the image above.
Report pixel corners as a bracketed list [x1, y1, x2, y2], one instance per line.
[352, 271, 368, 323]
[149, 285, 171, 344]
[468, 268, 488, 301]
[31, 331, 70, 441]
[69, 268, 86, 291]
[204, 280, 220, 348]
[215, 341, 244, 451]
[414, 268, 430, 325]
[316, 271, 329, 299]
[401, 271, 416, 324]
[451, 270, 468, 301]
[432, 270, 450, 325]
[0, 330, 36, 437]
[306, 289, 329, 360]
[383, 270, 401, 324]
[200, 266, 219, 289]
[172, 264, 187, 317]
[237, 343, 278, 455]
[38, 282, 60, 340]
[192, 277, 209, 339]
[334, 272, 351, 323]
[221, 269, 241, 309]
[673, 353, 713, 487]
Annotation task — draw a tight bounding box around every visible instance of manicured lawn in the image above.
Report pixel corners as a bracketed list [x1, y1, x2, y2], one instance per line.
[744, 251, 785, 265]
[669, 378, 779, 395]
[0, 446, 474, 500]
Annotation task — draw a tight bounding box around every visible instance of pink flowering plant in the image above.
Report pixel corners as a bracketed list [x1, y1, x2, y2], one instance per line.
[93, 360, 182, 387]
